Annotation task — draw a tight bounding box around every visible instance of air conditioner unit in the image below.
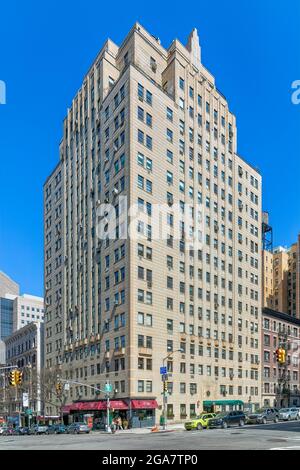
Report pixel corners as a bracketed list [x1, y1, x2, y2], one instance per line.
[114, 299, 119, 306]
[147, 281, 152, 288]
[112, 187, 119, 196]
[96, 200, 101, 207]
[104, 197, 109, 203]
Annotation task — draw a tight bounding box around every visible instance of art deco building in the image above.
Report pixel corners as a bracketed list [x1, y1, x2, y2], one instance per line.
[43, 23, 262, 423]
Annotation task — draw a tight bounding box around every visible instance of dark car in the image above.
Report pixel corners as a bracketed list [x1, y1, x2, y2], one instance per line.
[47, 424, 67, 435]
[15, 427, 30, 435]
[67, 422, 90, 434]
[208, 411, 246, 429]
[245, 407, 279, 425]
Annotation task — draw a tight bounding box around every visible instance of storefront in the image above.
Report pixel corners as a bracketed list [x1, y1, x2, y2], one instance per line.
[129, 400, 158, 428]
[62, 400, 129, 429]
[62, 398, 158, 429]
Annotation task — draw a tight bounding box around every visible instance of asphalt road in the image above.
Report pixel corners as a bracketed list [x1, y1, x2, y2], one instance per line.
[1, 421, 300, 450]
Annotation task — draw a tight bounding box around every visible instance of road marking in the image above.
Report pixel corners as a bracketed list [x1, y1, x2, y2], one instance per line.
[270, 446, 300, 450]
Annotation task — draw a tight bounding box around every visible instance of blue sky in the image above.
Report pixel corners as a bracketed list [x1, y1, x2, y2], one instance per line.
[0, 0, 299, 296]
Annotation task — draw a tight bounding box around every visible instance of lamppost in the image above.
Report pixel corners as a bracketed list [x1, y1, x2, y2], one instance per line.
[162, 349, 182, 430]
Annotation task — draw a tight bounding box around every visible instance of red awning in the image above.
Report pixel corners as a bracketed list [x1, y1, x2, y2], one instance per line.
[131, 399, 158, 410]
[62, 400, 128, 412]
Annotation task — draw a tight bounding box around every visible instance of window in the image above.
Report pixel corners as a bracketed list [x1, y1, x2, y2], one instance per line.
[166, 107, 173, 121]
[179, 77, 184, 90]
[167, 128, 173, 143]
[146, 90, 152, 105]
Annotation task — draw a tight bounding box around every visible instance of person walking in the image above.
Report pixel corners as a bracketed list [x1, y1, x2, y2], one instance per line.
[117, 416, 123, 430]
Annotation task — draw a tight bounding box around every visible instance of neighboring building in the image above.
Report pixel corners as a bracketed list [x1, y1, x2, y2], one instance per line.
[3, 322, 45, 417]
[262, 308, 300, 408]
[262, 234, 300, 318]
[44, 23, 262, 424]
[12, 294, 45, 331]
[0, 271, 19, 298]
[0, 297, 14, 342]
[0, 271, 20, 342]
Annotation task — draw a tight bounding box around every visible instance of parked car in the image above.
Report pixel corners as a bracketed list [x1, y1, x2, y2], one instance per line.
[245, 407, 279, 425]
[67, 422, 90, 434]
[14, 427, 30, 435]
[185, 413, 216, 431]
[208, 411, 246, 429]
[2, 427, 17, 436]
[0, 427, 8, 435]
[29, 424, 48, 435]
[46, 424, 67, 435]
[279, 407, 300, 421]
[295, 407, 300, 418]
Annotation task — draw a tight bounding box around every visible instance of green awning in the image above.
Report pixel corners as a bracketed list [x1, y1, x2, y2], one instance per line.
[203, 400, 244, 406]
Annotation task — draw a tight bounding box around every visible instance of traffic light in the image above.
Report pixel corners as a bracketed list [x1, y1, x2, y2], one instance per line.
[279, 348, 286, 364]
[163, 381, 168, 394]
[9, 370, 17, 386]
[15, 370, 23, 385]
[56, 382, 62, 394]
[275, 348, 286, 364]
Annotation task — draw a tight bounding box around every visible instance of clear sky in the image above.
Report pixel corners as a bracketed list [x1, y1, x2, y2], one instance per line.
[0, 0, 299, 296]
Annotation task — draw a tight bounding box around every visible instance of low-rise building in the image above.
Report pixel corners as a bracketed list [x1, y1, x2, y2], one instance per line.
[3, 322, 44, 420]
[262, 308, 300, 408]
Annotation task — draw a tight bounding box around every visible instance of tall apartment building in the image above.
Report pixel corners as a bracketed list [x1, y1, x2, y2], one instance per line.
[43, 23, 262, 423]
[262, 234, 300, 318]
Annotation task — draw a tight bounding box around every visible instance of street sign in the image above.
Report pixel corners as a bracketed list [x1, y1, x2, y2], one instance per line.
[105, 383, 113, 393]
[160, 366, 167, 375]
[22, 393, 29, 407]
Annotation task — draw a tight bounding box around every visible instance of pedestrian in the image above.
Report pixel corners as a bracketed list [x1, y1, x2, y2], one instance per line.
[111, 418, 117, 433]
[117, 416, 123, 430]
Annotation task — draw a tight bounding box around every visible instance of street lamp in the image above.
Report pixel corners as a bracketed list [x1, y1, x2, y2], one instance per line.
[162, 349, 182, 430]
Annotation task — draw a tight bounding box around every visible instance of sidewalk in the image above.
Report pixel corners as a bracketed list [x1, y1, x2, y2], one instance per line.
[94, 423, 185, 435]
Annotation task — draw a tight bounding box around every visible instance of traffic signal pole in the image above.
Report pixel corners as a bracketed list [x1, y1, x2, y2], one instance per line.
[58, 379, 113, 432]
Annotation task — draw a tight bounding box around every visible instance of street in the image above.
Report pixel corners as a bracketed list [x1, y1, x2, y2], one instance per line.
[1, 421, 300, 450]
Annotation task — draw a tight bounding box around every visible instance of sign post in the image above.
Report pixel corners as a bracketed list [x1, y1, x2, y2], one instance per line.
[160, 367, 168, 430]
[105, 383, 113, 433]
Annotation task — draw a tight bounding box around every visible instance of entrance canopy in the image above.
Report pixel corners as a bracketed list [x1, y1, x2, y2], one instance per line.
[203, 400, 244, 407]
[131, 399, 158, 409]
[62, 400, 128, 413]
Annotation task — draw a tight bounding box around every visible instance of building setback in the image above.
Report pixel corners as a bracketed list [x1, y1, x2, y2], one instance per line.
[43, 23, 262, 424]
